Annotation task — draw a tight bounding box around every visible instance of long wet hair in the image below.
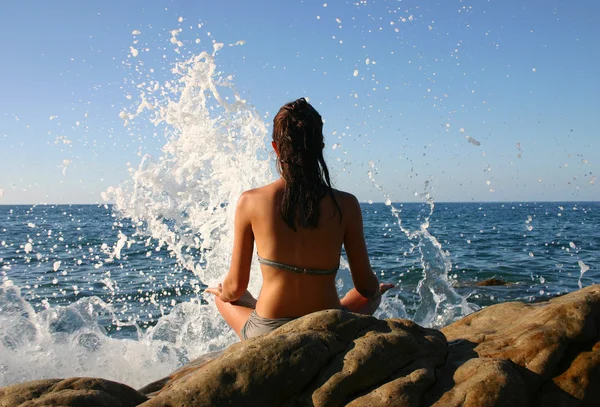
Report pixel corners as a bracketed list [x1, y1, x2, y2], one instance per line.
[272, 98, 342, 231]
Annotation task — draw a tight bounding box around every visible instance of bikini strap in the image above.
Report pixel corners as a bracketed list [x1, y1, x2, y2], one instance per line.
[257, 255, 338, 275]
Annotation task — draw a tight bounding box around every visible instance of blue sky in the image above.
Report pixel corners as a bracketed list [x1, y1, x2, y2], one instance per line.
[0, 0, 598, 204]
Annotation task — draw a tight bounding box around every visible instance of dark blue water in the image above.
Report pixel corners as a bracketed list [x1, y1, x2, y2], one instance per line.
[0, 205, 200, 338]
[362, 202, 598, 308]
[1, 202, 598, 338]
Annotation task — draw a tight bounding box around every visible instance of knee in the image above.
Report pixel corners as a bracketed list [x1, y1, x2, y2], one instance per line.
[213, 295, 227, 310]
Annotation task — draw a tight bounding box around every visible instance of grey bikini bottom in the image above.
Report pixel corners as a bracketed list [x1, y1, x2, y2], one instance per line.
[240, 310, 296, 340]
[240, 307, 349, 340]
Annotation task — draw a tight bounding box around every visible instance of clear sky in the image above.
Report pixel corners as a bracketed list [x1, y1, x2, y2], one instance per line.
[0, 0, 598, 204]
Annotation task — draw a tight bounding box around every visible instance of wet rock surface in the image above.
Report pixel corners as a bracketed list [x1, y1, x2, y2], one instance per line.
[2, 285, 599, 407]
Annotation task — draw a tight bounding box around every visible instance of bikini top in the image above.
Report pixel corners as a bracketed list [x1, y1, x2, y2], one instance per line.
[257, 254, 338, 276]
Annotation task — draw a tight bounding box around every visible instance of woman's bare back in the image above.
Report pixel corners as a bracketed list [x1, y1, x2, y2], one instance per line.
[246, 179, 349, 318]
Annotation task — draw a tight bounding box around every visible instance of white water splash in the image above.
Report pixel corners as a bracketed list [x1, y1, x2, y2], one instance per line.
[104, 49, 272, 288]
[62, 159, 71, 175]
[367, 163, 478, 327]
[0, 281, 207, 388]
[101, 231, 130, 261]
[578, 260, 590, 289]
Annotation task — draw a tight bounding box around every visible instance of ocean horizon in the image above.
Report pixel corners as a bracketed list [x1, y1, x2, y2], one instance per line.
[1, 200, 598, 206]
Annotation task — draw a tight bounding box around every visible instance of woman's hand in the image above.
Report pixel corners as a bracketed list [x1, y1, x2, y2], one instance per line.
[205, 283, 223, 297]
[366, 283, 395, 301]
[205, 284, 257, 309]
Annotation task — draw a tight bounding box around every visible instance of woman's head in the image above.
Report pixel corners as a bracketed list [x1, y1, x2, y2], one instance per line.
[272, 98, 324, 173]
[272, 98, 341, 230]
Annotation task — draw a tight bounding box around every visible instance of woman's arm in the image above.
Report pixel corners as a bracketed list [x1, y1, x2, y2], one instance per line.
[219, 192, 255, 302]
[343, 194, 381, 300]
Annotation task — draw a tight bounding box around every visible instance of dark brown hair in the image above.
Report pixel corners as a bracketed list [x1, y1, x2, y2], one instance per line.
[272, 98, 341, 230]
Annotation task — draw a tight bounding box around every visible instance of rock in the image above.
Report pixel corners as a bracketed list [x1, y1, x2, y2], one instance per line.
[143, 286, 599, 407]
[434, 284, 600, 406]
[536, 340, 600, 407]
[0, 377, 147, 407]
[3, 285, 599, 407]
[141, 310, 446, 407]
[138, 350, 224, 397]
[428, 357, 531, 406]
[474, 278, 510, 286]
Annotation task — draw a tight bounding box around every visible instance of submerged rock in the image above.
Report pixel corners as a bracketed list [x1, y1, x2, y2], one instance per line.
[474, 277, 510, 286]
[2, 285, 599, 406]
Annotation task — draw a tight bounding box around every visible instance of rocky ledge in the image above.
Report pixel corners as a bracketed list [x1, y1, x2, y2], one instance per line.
[1, 285, 599, 407]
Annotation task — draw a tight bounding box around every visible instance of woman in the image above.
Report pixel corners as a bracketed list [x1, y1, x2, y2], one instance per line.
[206, 98, 393, 340]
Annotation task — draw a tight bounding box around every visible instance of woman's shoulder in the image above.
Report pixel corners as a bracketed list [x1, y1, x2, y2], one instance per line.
[238, 181, 283, 204]
[330, 189, 363, 220]
[331, 189, 360, 207]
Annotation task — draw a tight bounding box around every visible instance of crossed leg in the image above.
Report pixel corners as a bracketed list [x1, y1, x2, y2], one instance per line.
[210, 283, 394, 340]
[212, 290, 257, 339]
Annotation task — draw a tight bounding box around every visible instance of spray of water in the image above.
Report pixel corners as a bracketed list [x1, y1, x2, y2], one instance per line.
[104, 45, 272, 291]
[367, 162, 478, 327]
[0, 280, 189, 387]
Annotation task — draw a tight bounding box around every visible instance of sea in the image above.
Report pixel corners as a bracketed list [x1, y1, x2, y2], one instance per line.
[0, 201, 597, 388]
